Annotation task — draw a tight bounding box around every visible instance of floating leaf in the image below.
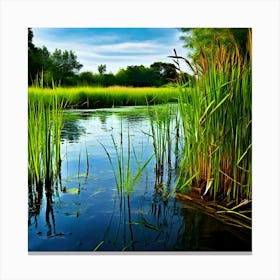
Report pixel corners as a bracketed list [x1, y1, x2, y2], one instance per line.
[68, 188, 80, 195]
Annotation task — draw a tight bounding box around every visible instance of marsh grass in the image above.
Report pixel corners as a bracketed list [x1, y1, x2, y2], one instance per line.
[100, 121, 154, 249]
[147, 104, 173, 184]
[28, 88, 66, 189]
[28, 86, 179, 109]
[174, 31, 252, 206]
[145, 102, 183, 202]
[100, 120, 154, 196]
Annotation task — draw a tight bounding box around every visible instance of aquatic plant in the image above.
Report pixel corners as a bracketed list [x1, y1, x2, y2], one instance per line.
[100, 120, 154, 196]
[146, 102, 183, 201]
[174, 30, 252, 205]
[28, 88, 66, 188]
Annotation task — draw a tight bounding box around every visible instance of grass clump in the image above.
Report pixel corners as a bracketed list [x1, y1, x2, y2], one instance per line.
[175, 30, 252, 206]
[28, 88, 66, 188]
[100, 120, 154, 196]
[28, 86, 179, 109]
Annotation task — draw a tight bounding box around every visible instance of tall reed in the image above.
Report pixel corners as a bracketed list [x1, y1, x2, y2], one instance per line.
[100, 120, 153, 196]
[175, 30, 252, 205]
[28, 89, 66, 188]
[145, 102, 183, 203]
[147, 104, 174, 185]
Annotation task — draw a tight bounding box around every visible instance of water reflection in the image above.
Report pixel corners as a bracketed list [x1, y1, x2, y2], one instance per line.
[177, 203, 251, 251]
[45, 189, 56, 237]
[61, 112, 86, 143]
[28, 183, 43, 227]
[28, 105, 251, 251]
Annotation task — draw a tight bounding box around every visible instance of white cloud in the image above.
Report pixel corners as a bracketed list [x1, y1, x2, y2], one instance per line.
[33, 30, 191, 74]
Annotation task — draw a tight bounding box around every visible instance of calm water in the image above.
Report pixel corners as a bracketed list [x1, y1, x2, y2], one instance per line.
[28, 105, 251, 251]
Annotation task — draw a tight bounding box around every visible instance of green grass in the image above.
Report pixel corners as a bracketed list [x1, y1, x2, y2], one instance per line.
[147, 102, 179, 186]
[175, 32, 252, 205]
[28, 89, 66, 188]
[28, 86, 179, 109]
[100, 121, 154, 196]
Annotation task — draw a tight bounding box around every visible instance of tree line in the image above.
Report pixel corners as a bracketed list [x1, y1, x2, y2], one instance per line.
[28, 28, 250, 87]
[28, 28, 184, 87]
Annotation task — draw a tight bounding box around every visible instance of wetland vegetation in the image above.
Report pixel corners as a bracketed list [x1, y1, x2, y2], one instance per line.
[28, 28, 252, 251]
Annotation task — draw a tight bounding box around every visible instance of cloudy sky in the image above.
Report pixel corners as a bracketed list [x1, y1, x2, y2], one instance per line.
[32, 28, 191, 74]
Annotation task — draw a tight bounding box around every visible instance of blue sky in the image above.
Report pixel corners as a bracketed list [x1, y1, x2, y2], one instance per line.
[32, 28, 191, 74]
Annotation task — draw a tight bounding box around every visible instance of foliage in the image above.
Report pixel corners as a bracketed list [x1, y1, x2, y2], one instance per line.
[46, 49, 83, 85]
[28, 29, 51, 85]
[150, 62, 177, 86]
[98, 64, 107, 75]
[115, 65, 157, 87]
[100, 123, 154, 196]
[28, 28, 82, 86]
[28, 90, 66, 188]
[78, 64, 182, 87]
[180, 28, 251, 62]
[28, 86, 179, 109]
[28, 28, 187, 87]
[176, 29, 252, 205]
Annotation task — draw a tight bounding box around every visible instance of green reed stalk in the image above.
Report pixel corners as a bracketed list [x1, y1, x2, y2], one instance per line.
[147, 103, 176, 187]
[175, 32, 252, 205]
[85, 144, 89, 177]
[100, 122, 153, 196]
[28, 88, 66, 189]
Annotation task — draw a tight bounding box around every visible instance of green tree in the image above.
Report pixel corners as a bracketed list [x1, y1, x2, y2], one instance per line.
[79, 71, 94, 85]
[28, 28, 43, 85]
[28, 28, 35, 50]
[115, 68, 127, 85]
[102, 73, 116, 87]
[98, 64, 106, 75]
[180, 28, 250, 62]
[150, 62, 177, 86]
[47, 49, 83, 85]
[28, 28, 83, 86]
[115, 65, 157, 87]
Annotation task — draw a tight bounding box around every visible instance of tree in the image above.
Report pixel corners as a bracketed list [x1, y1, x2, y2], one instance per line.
[98, 64, 106, 75]
[150, 62, 177, 86]
[47, 49, 83, 85]
[28, 28, 83, 86]
[28, 28, 43, 85]
[180, 28, 250, 62]
[28, 28, 35, 50]
[115, 65, 157, 87]
[102, 73, 116, 87]
[79, 71, 94, 85]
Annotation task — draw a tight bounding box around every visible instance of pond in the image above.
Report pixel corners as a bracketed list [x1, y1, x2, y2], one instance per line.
[28, 105, 251, 252]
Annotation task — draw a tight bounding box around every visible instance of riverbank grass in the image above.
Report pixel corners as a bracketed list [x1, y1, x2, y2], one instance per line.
[28, 86, 179, 109]
[175, 32, 252, 206]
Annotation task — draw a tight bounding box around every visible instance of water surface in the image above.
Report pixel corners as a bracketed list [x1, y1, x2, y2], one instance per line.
[28, 105, 251, 251]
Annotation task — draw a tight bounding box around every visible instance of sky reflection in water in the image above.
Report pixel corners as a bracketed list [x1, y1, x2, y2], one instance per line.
[28, 105, 251, 251]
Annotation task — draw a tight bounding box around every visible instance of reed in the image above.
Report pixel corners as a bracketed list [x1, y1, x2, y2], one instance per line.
[175, 31, 252, 205]
[28, 88, 66, 189]
[100, 121, 153, 196]
[147, 104, 173, 185]
[145, 102, 183, 202]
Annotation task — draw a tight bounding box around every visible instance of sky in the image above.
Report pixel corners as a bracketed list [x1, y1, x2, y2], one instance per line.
[32, 28, 191, 74]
